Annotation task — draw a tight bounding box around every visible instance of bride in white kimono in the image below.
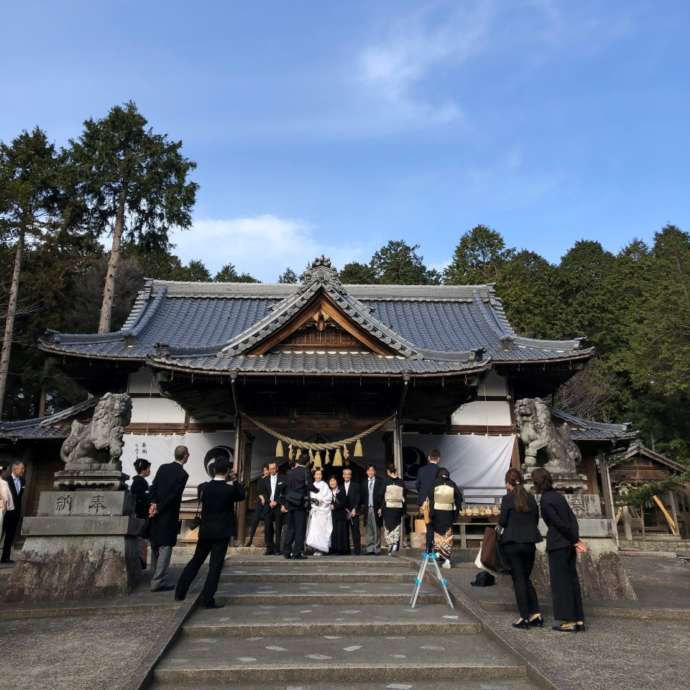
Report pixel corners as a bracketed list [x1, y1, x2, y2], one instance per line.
[306, 468, 333, 556]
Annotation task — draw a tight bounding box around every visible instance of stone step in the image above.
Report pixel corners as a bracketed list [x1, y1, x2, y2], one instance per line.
[154, 632, 526, 685]
[154, 679, 539, 689]
[223, 556, 412, 569]
[214, 581, 443, 606]
[220, 570, 411, 583]
[184, 604, 480, 637]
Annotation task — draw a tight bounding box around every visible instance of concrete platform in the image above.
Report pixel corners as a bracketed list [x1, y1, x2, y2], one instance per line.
[155, 632, 526, 684]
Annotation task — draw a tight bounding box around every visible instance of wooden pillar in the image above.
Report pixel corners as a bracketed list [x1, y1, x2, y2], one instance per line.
[393, 412, 406, 547]
[234, 415, 248, 544]
[599, 455, 615, 520]
[667, 491, 680, 537]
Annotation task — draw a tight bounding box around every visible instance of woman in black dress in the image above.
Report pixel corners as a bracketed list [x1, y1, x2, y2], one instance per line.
[329, 476, 348, 555]
[532, 467, 586, 633]
[499, 468, 543, 629]
[382, 464, 405, 555]
[130, 458, 152, 569]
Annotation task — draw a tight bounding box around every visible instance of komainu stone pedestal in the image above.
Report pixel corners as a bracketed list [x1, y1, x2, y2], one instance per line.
[5, 490, 144, 602]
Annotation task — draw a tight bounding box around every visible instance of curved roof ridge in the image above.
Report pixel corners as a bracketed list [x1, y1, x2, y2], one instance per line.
[218, 259, 424, 358]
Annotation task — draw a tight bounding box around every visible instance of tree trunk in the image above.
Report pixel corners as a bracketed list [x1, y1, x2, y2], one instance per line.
[98, 187, 126, 334]
[0, 230, 25, 418]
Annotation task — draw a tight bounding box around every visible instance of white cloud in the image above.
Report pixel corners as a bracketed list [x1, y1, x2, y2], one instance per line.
[356, 1, 494, 126]
[170, 215, 370, 282]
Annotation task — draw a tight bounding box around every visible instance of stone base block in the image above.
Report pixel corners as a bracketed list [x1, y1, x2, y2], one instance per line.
[496, 538, 637, 601]
[5, 533, 143, 602]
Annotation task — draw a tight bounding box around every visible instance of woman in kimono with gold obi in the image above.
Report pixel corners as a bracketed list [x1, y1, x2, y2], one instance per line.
[382, 463, 406, 555]
[427, 468, 463, 569]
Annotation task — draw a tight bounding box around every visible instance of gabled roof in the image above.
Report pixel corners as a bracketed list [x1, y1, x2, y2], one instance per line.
[609, 441, 687, 474]
[552, 408, 638, 442]
[0, 398, 96, 441]
[40, 256, 592, 378]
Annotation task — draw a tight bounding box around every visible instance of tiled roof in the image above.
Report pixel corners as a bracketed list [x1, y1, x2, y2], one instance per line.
[151, 351, 488, 377]
[41, 257, 592, 377]
[552, 408, 638, 442]
[0, 398, 97, 441]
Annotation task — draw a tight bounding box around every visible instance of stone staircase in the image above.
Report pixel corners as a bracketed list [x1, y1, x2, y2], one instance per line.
[151, 555, 539, 689]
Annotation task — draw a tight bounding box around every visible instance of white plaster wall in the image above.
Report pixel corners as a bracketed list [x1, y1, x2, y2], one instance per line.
[130, 397, 186, 424]
[123, 430, 235, 499]
[451, 400, 512, 426]
[127, 366, 161, 395]
[477, 370, 508, 397]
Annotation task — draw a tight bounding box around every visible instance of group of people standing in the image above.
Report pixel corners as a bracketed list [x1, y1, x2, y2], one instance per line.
[130, 445, 245, 609]
[499, 467, 586, 633]
[249, 455, 407, 559]
[0, 460, 25, 564]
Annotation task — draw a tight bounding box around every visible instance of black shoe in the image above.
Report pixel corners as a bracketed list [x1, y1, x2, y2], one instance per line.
[245, 540, 253, 548]
[153, 585, 175, 592]
[174, 594, 186, 602]
[1, 559, 15, 565]
[264, 549, 275, 556]
[552, 623, 579, 633]
[512, 618, 530, 629]
[529, 615, 544, 628]
[204, 601, 225, 609]
[293, 554, 308, 560]
[284, 553, 293, 559]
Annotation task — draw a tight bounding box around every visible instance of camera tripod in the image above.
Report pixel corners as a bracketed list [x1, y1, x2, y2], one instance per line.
[409, 550, 454, 610]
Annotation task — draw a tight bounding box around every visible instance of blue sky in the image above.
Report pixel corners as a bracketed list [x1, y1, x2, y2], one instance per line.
[2, 1, 689, 280]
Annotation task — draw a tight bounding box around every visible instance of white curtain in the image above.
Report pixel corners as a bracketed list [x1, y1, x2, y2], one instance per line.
[403, 434, 515, 504]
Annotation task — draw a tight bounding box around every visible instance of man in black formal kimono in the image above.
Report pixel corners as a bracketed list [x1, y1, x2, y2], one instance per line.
[175, 456, 245, 608]
[1, 461, 25, 563]
[281, 455, 310, 560]
[149, 446, 189, 591]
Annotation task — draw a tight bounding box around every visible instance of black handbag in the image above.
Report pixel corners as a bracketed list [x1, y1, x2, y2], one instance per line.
[189, 489, 203, 530]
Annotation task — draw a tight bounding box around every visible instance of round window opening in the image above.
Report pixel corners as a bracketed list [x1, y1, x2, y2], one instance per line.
[204, 445, 234, 478]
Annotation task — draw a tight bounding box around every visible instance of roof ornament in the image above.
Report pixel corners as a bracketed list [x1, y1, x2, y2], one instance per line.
[300, 256, 342, 291]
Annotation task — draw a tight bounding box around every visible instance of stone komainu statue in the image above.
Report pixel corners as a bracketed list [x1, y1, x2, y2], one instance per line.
[60, 393, 132, 468]
[514, 397, 581, 475]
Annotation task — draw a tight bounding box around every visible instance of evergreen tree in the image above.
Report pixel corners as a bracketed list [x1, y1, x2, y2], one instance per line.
[69, 101, 198, 333]
[339, 261, 376, 284]
[370, 240, 437, 284]
[278, 267, 298, 283]
[555, 240, 617, 349]
[444, 225, 513, 284]
[214, 263, 259, 282]
[496, 251, 561, 339]
[0, 129, 63, 417]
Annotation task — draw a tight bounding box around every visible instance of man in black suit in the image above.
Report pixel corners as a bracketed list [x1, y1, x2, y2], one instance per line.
[281, 455, 310, 560]
[341, 467, 361, 555]
[260, 461, 286, 555]
[1, 461, 25, 563]
[148, 445, 189, 591]
[362, 464, 386, 555]
[415, 449, 441, 507]
[416, 449, 441, 554]
[245, 463, 269, 548]
[175, 456, 245, 608]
